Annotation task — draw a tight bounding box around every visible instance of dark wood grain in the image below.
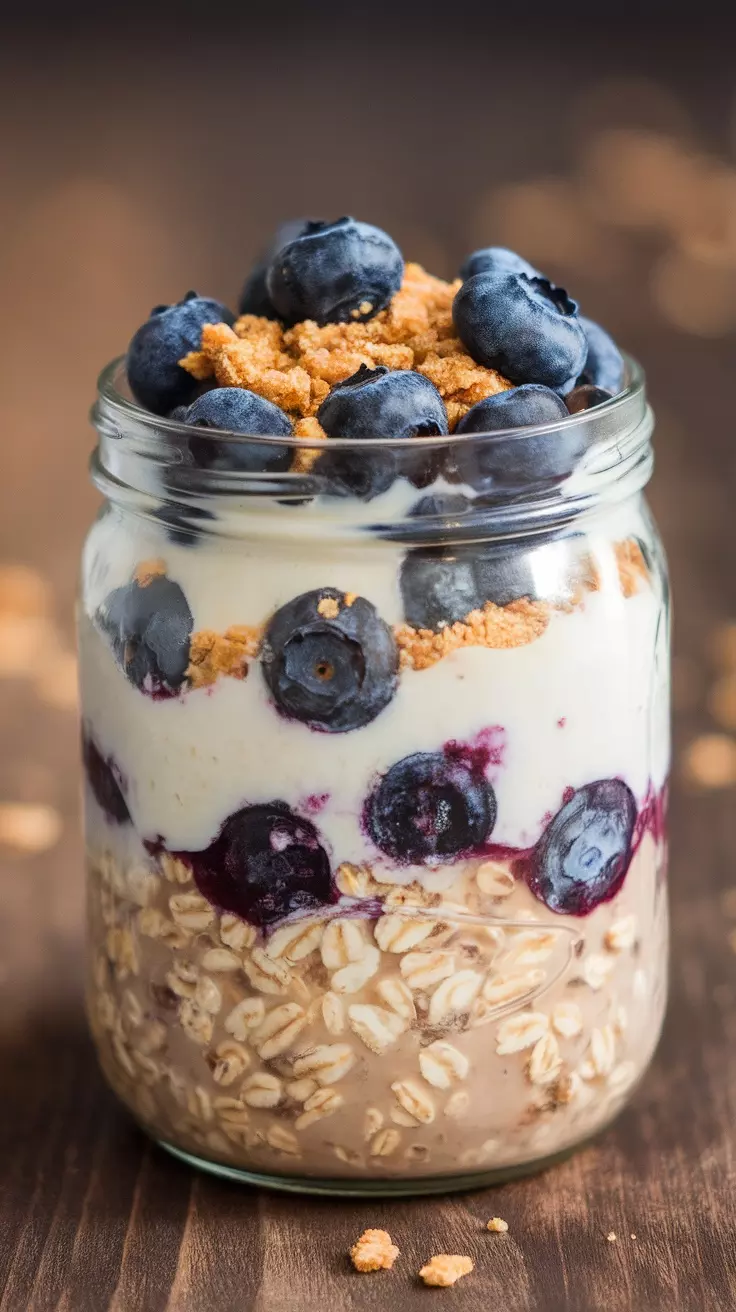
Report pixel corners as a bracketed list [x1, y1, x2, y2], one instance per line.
[2, 12, 736, 1310]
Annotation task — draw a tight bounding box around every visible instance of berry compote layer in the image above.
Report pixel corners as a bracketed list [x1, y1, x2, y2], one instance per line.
[82, 222, 668, 1187]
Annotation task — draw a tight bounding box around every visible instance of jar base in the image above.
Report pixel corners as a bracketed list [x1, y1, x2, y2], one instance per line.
[156, 1136, 587, 1198]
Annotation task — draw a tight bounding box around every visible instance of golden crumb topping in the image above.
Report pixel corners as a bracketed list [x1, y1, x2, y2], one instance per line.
[395, 599, 552, 671]
[179, 265, 510, 428]
[350, 1228, 400, 1272]
[133, 559, 166, 587]
[419, 1255, 473, 1287]
[186, 625, 261, 690]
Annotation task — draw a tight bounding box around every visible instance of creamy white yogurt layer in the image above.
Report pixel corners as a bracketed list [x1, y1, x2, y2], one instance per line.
[79, 491, 669, 877]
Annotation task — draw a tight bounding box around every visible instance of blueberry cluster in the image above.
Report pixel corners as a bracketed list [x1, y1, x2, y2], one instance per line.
[123, 221, 626, 525]
[158, 758, 636, 927]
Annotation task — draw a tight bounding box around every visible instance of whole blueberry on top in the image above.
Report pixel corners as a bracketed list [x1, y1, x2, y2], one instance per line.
[261, 588, 398, 732]
[318, 365, 448, 441]
[577, 316, 625, 394]
[314, 365, 448, 499]
[266, 218, 404, 325]
[566, 384, 614, 414]
[459, 246, 540, 282]
[96, 572, 193, 697]
[453, 385, 583, 492]
[238, 218, 315, 318]
[453, 271, 587, 391]
[527, 778, 637, 915]
[181, 387, 293, 475]
[366, 750, 497, 864]
[181, 802, 335, 928]
[82, 733, 130, 825]
[127, 291, 234, 415]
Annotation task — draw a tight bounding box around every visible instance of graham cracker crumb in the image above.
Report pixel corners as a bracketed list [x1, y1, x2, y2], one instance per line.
[179, 266, 511, 428]
[487, 1217, 509, 1233]
[350, 1229, 400, 1272]
[615, 540, 649, 597]
[292, 416, 327, 474]
[133, 559, 166, 588]
[344, 592, 357, 607]
[186, 625, 261, 690]
[419, 1255, 473, 1287]
[395, 599, 551, 671]
[607, 1232, 617, 1243]
[317, 596, 340, 619]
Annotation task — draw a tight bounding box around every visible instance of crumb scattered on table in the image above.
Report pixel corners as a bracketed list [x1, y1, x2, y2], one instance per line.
[419, 1255, 473, 1287]
[350, 1228, 400, 1272]
[607, 1232, 617, 1242]
[487, 1217, 509, 1233]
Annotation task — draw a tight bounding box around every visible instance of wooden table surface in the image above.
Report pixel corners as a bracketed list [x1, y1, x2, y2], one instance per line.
[3, 14, 736, 1310]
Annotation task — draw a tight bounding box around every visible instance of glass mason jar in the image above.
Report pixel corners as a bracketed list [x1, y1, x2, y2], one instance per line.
[81, 356, 669, 1196]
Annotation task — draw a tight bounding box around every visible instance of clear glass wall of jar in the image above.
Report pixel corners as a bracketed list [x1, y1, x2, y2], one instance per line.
[80, 357, 669, 1195]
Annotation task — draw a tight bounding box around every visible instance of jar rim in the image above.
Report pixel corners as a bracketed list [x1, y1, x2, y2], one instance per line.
[94, 354, 647, 451]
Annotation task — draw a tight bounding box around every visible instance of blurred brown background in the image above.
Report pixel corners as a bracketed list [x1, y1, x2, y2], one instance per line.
[2, 3, 736, 1306]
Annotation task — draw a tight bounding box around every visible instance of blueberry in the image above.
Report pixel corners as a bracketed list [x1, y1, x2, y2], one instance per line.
[314, 365, 448, 500]
[577, 317, 625, 394]
[266, 217, 404, 325]
[366, 750, 496, 864]
[181, 387, 293, 475]
[97, 573, 193, 696]
[528, 779, 637, 915]
[453, 385, 582, 492]
[474, 545, 537, 607]
[459, 247, 539, 282]
[82, 733, 130, 824]
[153, 503, 216, 547]
[566, 384, 614, 414]
[409, 492, 472, 519]
[127, 292, 234, 415]
[261, 588, 398, 732]
[180, 802, 335, 928]
[400, 547, 482, 629]
[238, 218, 315, 318]
[453, 272, 587, 391]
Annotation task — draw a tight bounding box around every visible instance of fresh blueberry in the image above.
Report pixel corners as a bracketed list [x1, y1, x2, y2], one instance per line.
[238, 218, 315, 318]
[97, 573, 193, 696]
[314, 365, 448, 500]
[453, 271, 587, 391]
[366, 750, 496, 864]
[453, 385, 582, 492]
[181, 387, 293, 474]
[153, 503, 216, 547]
[318, 366, 448, 442]
[459, 247, 539, 282]
[528, 779, 637, 915]
[261, 588, 398, 732]
[474, 545, 537, 607]
[399, 547, 483, 629]
[180, 802, 335, 928]
[409, 492, 472, 519]
[82, 733, 130, 824]
[577, 317, 625, 394]
[127, 292, 234, 415]
[266, 217, 404, 325]
[566, 384, 614, 414]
